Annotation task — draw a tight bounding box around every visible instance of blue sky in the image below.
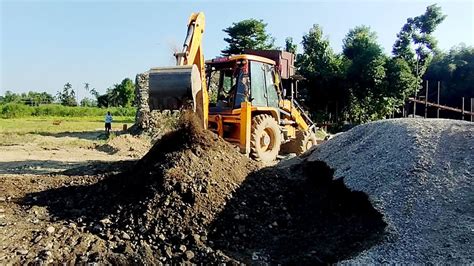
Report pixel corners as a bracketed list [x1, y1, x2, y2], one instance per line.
[1, 0, 473, 100]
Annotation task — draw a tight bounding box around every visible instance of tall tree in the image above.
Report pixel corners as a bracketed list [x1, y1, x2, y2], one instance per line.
[1, 91, 54, 105]
[80, 97, 97, 107]
[385, 57, 419, 106]
[392, 4, 446, 78]
[106, 87, 120, 107]
[115, 78, 135, 107]
[57, 82, 77, 106]
[284, 37, 297, 54]
[342, 26, 389, 122]
[96, 78, 135, 108]
[89, 88, 100, 99]
[299, 25, 342, 80]
[424, 44, 474, 111]
[297, 24, 344, 120]
[221, 19, 275, 55]
[3, 91, 21, 103]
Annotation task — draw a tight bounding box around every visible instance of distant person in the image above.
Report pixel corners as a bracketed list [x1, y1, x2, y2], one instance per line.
[105, 111, 113, 134]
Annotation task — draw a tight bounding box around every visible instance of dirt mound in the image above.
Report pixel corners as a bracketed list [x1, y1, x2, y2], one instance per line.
[100, 113, 258, 263]
[307, 118, 474, 263]
[19, 113, 257, 263]
[95, 134, 151, 158]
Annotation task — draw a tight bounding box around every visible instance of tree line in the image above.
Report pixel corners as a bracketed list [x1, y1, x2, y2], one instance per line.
[1, 78, 136, 108]
[3, 5, 471, 123]
[221, 4, 473, 123]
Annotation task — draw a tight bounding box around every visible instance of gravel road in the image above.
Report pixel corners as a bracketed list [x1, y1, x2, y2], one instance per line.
[307, 118, 473, 263]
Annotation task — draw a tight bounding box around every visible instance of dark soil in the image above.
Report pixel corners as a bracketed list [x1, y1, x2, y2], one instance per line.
[209, 160, 386, 264]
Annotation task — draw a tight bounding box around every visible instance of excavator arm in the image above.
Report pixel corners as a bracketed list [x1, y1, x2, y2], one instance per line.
[148, 12, 208, 129]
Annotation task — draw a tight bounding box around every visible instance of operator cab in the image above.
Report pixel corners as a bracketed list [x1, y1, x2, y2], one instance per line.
[206, 54, 281, 114]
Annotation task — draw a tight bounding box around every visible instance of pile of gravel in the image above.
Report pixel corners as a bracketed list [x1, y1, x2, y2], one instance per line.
[306, 118, 473, 263]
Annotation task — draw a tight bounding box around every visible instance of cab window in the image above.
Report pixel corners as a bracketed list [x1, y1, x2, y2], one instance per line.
[265, 64, 279, 108]
[250, 61, 267, 107]
[208, 67, 239, 109]
[250, 61, 279, 107]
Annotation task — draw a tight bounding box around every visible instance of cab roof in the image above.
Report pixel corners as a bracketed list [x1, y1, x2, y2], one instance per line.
[206, 54, 276, 65]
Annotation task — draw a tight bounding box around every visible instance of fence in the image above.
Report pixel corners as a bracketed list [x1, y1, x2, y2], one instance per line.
[404, 81, 473, 122]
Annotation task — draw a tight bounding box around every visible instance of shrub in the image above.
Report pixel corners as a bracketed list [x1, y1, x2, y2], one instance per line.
[0, 103, 136, 118]
[0, 103, 34, 118]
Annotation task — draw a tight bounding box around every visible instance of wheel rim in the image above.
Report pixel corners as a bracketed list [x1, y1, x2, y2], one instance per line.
[260, 128, 275, 152]
[250, 114, 281, 162]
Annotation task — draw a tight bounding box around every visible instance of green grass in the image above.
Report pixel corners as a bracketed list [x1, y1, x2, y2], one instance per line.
[0, 116, 135, 146]
[0, 103, 136, 118]
[0, 116, 134, 134]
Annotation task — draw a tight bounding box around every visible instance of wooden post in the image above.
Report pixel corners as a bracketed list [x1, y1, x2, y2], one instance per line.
[471, 98, 473, 122]
[413, 91, 417, 117]
[425, 80, 429, 118]
[437, 81, 440, 118]
[462, 97, 465, 120]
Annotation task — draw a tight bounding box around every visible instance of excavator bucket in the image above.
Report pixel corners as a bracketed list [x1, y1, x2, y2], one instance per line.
[148, 65, 202, 111]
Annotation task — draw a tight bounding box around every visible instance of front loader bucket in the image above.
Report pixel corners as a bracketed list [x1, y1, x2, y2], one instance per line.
[148, 65, 202, 111]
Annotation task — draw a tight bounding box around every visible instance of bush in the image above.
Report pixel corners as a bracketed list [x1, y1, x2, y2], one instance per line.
[1, 103, 34, 118]
[0, 103, 136, 118]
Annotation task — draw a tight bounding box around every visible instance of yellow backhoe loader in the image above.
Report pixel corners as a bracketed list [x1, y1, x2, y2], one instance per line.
[148, 12, 318, 162]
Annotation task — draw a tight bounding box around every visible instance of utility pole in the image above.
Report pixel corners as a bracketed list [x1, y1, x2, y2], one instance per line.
[462, 97, 465, 120]
[437, 81, 440, 118]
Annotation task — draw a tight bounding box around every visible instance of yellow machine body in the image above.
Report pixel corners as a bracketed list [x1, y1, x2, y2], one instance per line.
[205, 54, 311, 156]
[148, 12, 317, 162]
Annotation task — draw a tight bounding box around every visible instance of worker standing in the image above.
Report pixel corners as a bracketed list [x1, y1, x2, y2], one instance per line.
[105, 111, 113, 134]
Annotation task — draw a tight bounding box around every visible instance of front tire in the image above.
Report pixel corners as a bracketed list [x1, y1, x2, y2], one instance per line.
[250, 114, 281, 162]
[282, 130, 317, 155]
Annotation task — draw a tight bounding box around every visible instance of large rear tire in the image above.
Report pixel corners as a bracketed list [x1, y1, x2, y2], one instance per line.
[282, 130, 317, 155]
[250, 114, 281, 162]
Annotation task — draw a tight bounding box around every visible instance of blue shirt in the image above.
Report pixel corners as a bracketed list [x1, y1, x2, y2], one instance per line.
[105, 114, 113, 123]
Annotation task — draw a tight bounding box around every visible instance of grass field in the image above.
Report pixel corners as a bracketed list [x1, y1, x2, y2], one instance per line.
[0, 116, 134, 134]
[0, 103, 136, 118]
[0, 116, 135, 146]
